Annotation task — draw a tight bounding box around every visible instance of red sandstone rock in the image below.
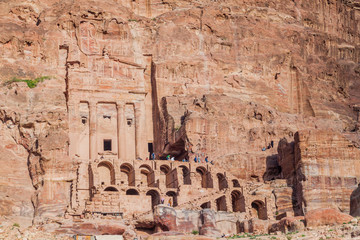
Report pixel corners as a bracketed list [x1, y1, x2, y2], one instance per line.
[350, 185, 360, 217]
[55, 219, 135, 238]
[0, 0, 359, 235]
[153, 205, 177, 232]
[269, 216, 305, 233]
[248, 219, 271, 235]
[277, 130, 360, 215]
[148, 233, 215, 240]
[305, 208, 354, 227]
[199, 209, 221, 237]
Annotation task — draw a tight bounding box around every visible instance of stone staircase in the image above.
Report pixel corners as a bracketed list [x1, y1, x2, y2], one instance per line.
[174, 189, 228, 210]
[132, 209, 154, 222]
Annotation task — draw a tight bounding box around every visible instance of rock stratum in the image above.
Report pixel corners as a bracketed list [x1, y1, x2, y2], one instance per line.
[0, 0, 360, 238]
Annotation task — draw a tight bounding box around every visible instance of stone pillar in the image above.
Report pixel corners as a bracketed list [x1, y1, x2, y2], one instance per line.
[89, 101, 97, 160]
[68, 100, 78, 158]
[135, 101, 147, 159]
[226, 194, 232, 212]
[117, 102, 126, 160]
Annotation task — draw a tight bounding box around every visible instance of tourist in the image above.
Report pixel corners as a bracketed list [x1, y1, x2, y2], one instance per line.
[262, 147, 266, 151]
[168, 198, 172, 207]
[194, 156, 197, 163]
[170, 156, 175, 161]
[151, 152, 155, 160]
[166, 154, 170, 160]
[161, 197, 165, 204]
[271, 140, 274, 148]
[205, 156, 209, 163]
[210, 160, 214, 165]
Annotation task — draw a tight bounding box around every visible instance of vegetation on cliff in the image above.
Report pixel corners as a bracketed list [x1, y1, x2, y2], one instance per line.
[4, 76, 51, 88]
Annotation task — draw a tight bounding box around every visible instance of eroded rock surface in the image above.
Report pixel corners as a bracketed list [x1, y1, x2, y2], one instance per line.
[0, 0, 359, 237]
[305, 208, 354, 227]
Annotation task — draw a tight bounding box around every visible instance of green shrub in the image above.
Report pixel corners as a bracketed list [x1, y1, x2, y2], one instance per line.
[12, 223, 20, 228]
[192, 230, 199, 235]
[5, 76, 51, 88]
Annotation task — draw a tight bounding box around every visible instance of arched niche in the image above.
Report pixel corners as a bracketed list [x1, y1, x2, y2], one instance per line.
[146, 190, 160, 209]
[166, 191, 178, 207]
[140, 164, 154, 187]
[232, 179, 241, 188]
[120, 163, 135, 186]
[196, 167, 213, 188]
[98, 161, 115, 186]
[231, 190, 245, 212]
[179, 165, 191, 185]
[126, 189, 139, 195]
[104, 186, 118, 192]
[251, 200, 267, 220]
[217, 173, 228, 190]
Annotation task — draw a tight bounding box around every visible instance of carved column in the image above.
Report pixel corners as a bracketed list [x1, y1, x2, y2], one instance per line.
[68, 100, 78, 158]
[117, 102, 126, 160]
[89, 101, 97, 160]
[135, 101, 146, 159]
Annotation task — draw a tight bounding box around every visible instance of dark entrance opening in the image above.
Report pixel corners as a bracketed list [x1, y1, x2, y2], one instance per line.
[166, 191, 178, 207]
[104, 186, 118, 192]
[217, 173, 228, 190]
[126, 189, 139, 195]
[200, 202, 211, 209]
[104, 139, 112, 151]
[148, 143, 153, 156]
[251, 200, 267, 220]
[232, 179, 241, 188]
[216, 195, 227, 211]
[146, 190, 160, 209]
[179, 166, 191, 185]
[231, 190, 245, 212]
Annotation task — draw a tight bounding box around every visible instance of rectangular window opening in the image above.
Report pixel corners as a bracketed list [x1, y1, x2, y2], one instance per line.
[104, 139, 112, 151]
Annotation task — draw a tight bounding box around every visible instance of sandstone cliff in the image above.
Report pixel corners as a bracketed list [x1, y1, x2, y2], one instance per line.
[0, 0, 359, 227]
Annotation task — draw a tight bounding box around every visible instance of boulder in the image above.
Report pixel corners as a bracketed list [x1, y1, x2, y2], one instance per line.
[248, 218, 271, 234]
[153, 205, 177, 232]
[55, 219, 129, 236]
[269, 216, 305, 233]
[199, 209, 221, 237]
[305, 208, 354, 227]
